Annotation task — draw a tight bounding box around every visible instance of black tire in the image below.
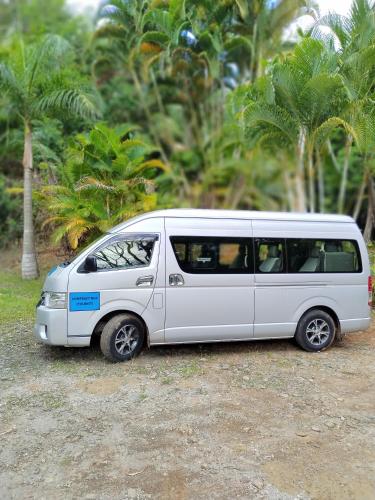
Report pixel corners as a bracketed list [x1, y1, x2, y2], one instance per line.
[100, 313, 145, 362]
[295, 309, 336, 352]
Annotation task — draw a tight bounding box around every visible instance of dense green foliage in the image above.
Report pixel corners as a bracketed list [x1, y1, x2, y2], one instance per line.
[0, 0, 375, 276]
[40, 123, 167, 248]
[0, 174, 23, 246]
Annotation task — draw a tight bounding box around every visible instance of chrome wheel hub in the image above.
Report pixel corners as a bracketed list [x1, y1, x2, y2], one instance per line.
[306, 319, 330, 346]
[114, 324, 139, 355]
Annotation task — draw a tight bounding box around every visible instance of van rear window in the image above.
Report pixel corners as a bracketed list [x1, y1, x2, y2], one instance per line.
[286, 239, 362, 273]
[255, 238, 285, 273]
[170, 236, 253, 274]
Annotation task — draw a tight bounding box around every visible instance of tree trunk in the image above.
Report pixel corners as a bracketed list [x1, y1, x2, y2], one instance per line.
[353, 170, 367, 221]
[250, 20, 258, 82]
[307, 145, 315, 213]
[295, 129, 306, 212]
[337, 135, 352, 214]
[130, 67, 169, 165]
[283, 170, 295, 211]
[229, 175, 246, 210]
[326, 139, 340, 172]
[21, 122, 39, 279]
[363, 173, 375, 243]
[316, 149, 325, 212]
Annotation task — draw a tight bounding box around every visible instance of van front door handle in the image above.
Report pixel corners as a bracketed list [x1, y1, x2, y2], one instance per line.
[169, 274, 184, 286]
[136, 275, 154, 287]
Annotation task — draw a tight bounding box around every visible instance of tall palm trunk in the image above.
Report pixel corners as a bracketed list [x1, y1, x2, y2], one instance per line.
[21, 121, 39, 279]
[295, 128, 306, 212]
[337, 135, 352, 214]
[283, 170, 295, 211]
[307, 144, 315, 213]
[129, 67, 169, 165]
[353, 170, 367, 221]
[316, 149, 325, 212]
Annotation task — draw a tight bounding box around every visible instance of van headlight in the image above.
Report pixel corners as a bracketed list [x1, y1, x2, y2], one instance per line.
[44, 292, 67, 309]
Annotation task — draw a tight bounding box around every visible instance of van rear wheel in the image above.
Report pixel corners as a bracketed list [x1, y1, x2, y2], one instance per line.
[100, 314, 145, 362]
[295, 309, 335, 352]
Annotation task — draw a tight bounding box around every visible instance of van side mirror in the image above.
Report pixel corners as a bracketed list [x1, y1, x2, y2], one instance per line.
[84, 255, 97, 273]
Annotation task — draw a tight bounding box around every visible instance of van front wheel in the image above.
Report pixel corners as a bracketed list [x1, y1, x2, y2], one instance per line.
[100, 314, 145, 362]
[295, 309, 335, 352]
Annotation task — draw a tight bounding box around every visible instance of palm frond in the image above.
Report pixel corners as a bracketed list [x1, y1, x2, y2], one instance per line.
[0, 63, 22, 97]
[313, 117, 358, 149]
[76, 176, 116, 192]
[34, 87, 100, 120]
[244, 102, 298, 146]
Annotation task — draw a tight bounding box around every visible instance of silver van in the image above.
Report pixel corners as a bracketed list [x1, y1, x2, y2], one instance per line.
[35, 209, 371, 362]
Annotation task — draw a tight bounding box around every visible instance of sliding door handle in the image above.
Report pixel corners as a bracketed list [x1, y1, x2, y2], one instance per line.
[169, 274, 184, 286]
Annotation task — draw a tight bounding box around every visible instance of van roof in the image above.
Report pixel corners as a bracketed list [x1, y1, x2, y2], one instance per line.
[110, 209, 355, 233]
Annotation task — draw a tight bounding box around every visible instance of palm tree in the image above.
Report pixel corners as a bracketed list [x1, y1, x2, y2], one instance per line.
[232, 0, 314, 81]
[311, 0, 375, 233]
[0, 35, 99, 278]
[242, 37, 354, 212]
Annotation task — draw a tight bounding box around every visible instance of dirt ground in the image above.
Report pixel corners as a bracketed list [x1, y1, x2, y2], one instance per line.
[1, 320, 375, 500]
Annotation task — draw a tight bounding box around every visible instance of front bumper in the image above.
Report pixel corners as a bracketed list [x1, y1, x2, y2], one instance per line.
[34, 306, 68, 345]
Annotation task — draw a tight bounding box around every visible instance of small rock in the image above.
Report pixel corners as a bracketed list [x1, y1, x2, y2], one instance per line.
[251, 479, 264, 490]
[243, 376, 250, 382]
[296, 431, 307, 437]
[311, 426, 321, 432]
[201, 463, 208, 470]
[325, 422, 335, 429]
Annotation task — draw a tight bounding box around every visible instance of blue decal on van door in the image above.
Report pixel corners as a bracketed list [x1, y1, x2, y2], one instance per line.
[69, 292, 100, 311]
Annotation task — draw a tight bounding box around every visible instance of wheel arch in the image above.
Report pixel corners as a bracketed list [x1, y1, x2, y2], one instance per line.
[296, 305, 341, 339]
[92, 310, 150, 348]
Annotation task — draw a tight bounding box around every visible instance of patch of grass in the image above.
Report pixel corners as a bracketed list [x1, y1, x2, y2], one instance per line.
[138, 389, 148, 401]
[4, 391, 66, 413]
[40, 391, 66, 409]
[0, 269, 47, 324]
[161, 376, 173, 385]
[178, 360, 202, 378]
[130, 365, 149, 375]
[50, 359, 82, 375]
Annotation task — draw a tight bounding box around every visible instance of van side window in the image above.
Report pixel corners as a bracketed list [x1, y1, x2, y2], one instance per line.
[170, 237, 253, 274]
[287, 239, 362, 273]
[94, 235, 157, 271]
[255, 239, 285, 273]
